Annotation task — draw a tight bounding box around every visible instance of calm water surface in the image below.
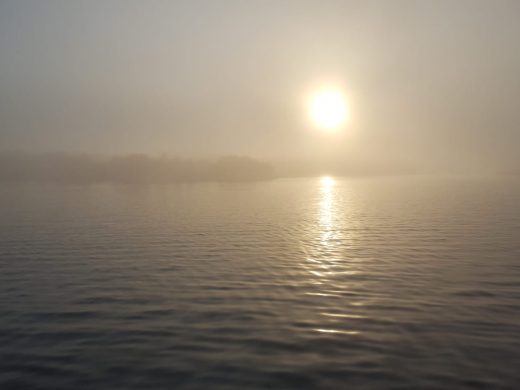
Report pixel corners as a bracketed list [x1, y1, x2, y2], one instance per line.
[0, 177, 519, 389]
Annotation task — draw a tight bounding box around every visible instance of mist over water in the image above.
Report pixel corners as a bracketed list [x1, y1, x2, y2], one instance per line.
[0, 152, 275, 183]
[1, 177, 519, 389]
[1, 1, 520, 388]
[0, 150, 432, 183]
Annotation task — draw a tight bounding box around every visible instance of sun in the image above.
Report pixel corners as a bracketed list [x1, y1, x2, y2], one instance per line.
[308, 88, 348, 131]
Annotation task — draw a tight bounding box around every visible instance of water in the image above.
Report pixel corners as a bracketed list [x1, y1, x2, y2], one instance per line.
[0, 176, 519, 389]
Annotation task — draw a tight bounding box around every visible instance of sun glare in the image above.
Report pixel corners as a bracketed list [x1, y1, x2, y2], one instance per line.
[309, 89, 348, 131]
[320, 176, 335, 187]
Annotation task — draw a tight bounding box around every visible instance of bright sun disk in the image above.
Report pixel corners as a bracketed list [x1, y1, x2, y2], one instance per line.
[309, 89, 348, 131]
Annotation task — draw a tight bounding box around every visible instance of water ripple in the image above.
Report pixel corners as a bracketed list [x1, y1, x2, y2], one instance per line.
[0, 177, 519, 389]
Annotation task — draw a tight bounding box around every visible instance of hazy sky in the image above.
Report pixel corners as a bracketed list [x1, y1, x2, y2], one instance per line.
[1, 0, 519, 172]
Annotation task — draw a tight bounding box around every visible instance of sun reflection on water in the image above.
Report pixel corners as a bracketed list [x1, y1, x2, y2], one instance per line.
[314, 328, 360, 335]
[319, 176, 335, 232]
[299, 176, 364, 336]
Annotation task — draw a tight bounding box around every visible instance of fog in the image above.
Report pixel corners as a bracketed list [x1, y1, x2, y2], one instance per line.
[0, 151, 275, 183]
[1, 0, 519, 177]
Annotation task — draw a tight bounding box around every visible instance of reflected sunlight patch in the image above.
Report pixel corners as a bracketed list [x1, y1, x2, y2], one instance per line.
[314, 328, 360, 335]
[320, 312, 366, 319]
[320, 176, 335, 187]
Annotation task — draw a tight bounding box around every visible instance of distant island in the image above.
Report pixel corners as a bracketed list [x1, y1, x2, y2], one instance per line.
[0, 152, 275, 183]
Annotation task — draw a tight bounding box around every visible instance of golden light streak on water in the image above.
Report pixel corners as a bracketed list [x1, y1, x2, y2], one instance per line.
[314, 329, 360, 335]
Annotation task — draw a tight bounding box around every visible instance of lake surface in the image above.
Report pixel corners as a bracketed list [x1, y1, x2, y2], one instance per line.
[1, 176, 519, 389]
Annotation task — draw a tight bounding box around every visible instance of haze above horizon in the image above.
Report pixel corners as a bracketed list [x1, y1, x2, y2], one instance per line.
[1, 0, 519, 174]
